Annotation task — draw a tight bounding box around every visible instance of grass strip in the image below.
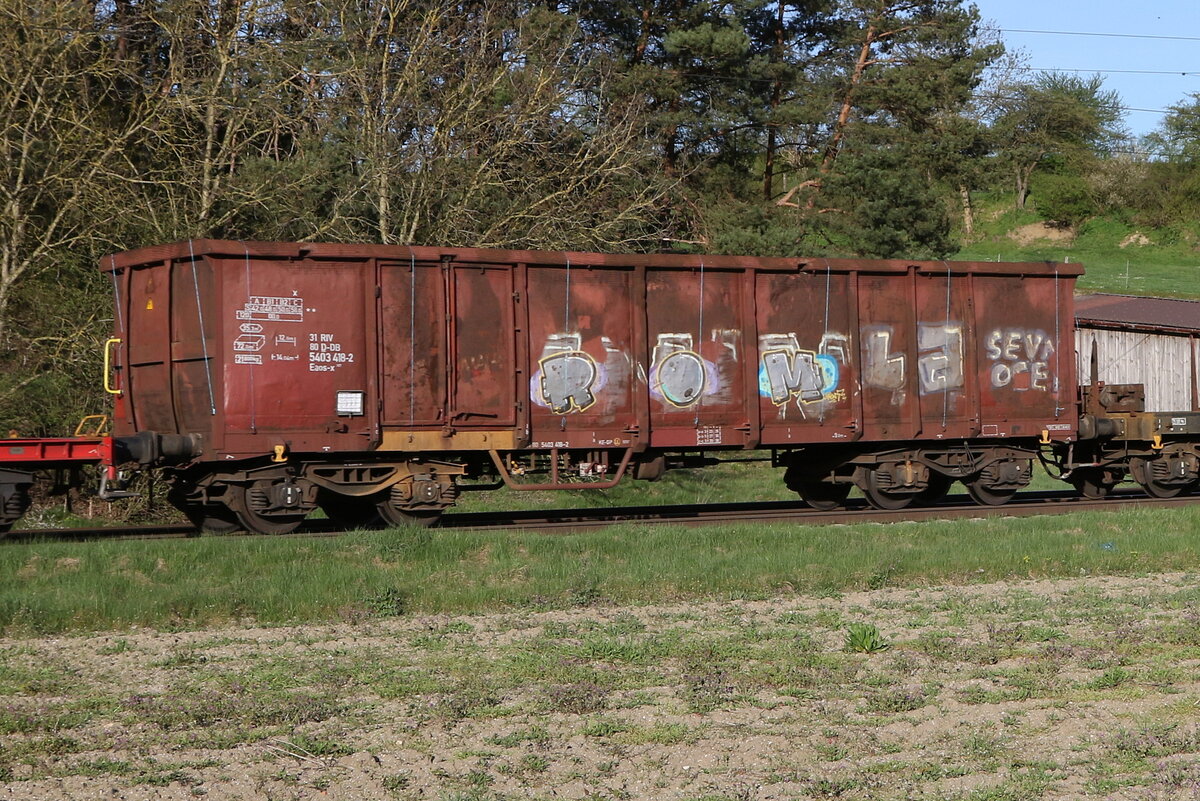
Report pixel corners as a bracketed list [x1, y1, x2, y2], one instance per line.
[2, 504, 1197, 633]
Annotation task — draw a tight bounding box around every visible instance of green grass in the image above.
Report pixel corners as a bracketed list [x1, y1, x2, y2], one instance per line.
[954, 201, 1200, 298]
[2, 498, 1198, 634]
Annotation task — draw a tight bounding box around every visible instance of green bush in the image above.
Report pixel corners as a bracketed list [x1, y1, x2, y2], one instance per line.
[1031, 173, 1095, 228]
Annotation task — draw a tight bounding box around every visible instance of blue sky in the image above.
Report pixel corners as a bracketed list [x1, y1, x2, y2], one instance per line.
[973, 0, 1199, 138]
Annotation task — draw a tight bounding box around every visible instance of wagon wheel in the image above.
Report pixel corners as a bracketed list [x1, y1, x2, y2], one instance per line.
[915, 473, 953, 505]
[862, 467, 915, 510]
[375, 498, 443, 528]
[166, 486, 239, 534]
[1131, 457, 1195, 499]
[0, 483, 31, 536]
[1067, 468, 1117, 499]
[317, 489, 383, 529]
[793, 477, 852, 511]
[963, 478, 1016, 506]
[1136, 476, 1192, 499]
[226, 483, 307, 535]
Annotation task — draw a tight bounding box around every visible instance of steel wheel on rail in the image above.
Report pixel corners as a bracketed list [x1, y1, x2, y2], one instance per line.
[792, 477, 852, 511]
[226, 481, 309, 535]
[915, 473, 953, 505]
[784, 464, 851, 510]
[1067, 468, 1117, 499]
[862, 467, 915, 510]
[166, 486, 240, 534]
[1131, 456, 1198, 499]
[1136, 476, 1194, 499]
[317, 490, 383, 529]
[375, 499, 442, 528]
[375, 477, 452, 528]
[963, 478, 1016, 506]
[963, 460, 1031, 506]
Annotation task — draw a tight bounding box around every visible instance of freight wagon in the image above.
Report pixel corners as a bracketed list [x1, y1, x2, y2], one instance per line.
[100, 241, 1092, 534]
[1075, 294, 1200, 413]
[0, 430, 118, 533]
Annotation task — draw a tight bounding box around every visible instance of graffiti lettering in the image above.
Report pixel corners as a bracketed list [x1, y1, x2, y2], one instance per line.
[916, 324, 964, 395]
[757, 333, 839, 406]
[539, 352, 597, 413]
[650, 333, 720, 408]
[985, 328, 1055, 391]
[657, 350, 705, 405]
[532, 333, 600, 414]
[819, 332, 851, 364]
[862, 326, 905, 392]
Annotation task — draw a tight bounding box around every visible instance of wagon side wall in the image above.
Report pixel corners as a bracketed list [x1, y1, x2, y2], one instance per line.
[103, 241, 1081, 462]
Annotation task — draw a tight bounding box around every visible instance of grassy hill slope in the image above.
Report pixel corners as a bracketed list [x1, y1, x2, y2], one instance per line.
[953, 201, 1200, 299]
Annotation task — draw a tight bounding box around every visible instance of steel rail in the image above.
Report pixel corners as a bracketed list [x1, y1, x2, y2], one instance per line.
[4, 490, 1198, 542]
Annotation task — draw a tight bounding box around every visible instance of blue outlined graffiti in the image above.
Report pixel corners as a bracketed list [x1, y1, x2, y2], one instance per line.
[757, 333, 841, 406]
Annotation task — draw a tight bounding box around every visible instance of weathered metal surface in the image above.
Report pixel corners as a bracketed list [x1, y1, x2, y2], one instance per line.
[645, 267, 748, 449]
[972, 272, 1073, 438]
[755, 268, 857, 444]
[1075, 293, 1200, 335]
[0, 437, 111, 467]
[525, 264, 638, 450]
[102, 241, 1082, 463]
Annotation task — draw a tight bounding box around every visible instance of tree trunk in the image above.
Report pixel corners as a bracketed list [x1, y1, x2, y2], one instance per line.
[959, 184, 974, 237]
[763, 0, 784, 201]
[819, 23, 876, 178]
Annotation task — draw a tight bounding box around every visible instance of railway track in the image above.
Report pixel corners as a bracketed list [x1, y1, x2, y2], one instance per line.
[5, 489, 1198, 543]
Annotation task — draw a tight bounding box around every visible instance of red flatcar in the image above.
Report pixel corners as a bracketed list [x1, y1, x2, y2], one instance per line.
[100, 241, 1087, 533]
[0, 435, 117, 533]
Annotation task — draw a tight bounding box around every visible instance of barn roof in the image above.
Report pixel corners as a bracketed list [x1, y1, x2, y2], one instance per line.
[1075, 293, 1200, 335]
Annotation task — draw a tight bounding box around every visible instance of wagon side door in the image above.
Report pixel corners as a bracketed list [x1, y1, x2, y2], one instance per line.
[644, 267, 750, 449]
[754, 269, 858, 445]
[379, 260, 449, 429]
[525, 265, 638, 449]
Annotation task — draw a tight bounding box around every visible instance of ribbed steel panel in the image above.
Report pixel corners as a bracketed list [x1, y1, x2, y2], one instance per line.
[102, 240, 1082, 461]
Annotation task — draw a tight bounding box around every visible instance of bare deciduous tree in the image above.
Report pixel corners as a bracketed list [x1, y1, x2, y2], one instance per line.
[0, 1, 151, 344]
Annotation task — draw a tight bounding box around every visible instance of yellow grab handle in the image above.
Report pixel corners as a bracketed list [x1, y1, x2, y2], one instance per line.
[104, 337, 123, 395]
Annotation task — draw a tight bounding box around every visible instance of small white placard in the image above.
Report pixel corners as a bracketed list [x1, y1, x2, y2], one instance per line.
[336, 391, 365, 416]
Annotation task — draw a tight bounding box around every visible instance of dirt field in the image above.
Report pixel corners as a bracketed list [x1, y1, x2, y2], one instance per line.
[4, 573, 1200, 800]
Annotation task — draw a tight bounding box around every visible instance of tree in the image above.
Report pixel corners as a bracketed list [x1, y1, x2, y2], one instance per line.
[991, 72, 1125, 209]
[1143, 92, 1200, 162]
[320, 0, 671, 250]
[765, 0, 1000, 257]
[0, 1, 152, 346]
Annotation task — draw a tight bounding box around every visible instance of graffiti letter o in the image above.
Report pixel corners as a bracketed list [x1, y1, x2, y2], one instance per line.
[657, 351, 706, 407]
[990, 362, 1011, 388]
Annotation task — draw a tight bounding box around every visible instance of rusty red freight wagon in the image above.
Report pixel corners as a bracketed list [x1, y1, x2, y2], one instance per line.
[102, 241, 1081, 533]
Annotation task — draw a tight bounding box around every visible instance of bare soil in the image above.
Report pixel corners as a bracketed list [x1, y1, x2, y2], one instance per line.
[1008, 222, 1074, 246]
[4, 573, 1200, 800]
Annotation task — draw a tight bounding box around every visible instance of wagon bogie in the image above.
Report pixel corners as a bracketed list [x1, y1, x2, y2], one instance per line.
[0, 470, 34, 535]
[1056, 404, 1200, 500]
[963, 458, 1033, 506]
[1130, 448, 1200, 499]
[859, 461, 927, 510]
